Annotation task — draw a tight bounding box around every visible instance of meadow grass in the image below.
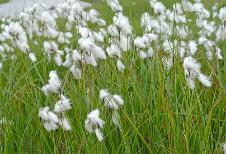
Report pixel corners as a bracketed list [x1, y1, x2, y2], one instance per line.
[0, 0, 225, 153]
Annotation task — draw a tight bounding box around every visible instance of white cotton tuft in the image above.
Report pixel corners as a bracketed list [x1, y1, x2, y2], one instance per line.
[83, 55, 97, 67]
[134, 36, 146, 49]
[43, 121, 59, 132]
[206, 50, 213, 60]
[219, 7, 226, 21]
[100, 89, 124, 110]
[153, 2, 166, 14]
[216, 48, 223, 60]
[147, 47, 154, 57]
[63, 53, 72, 68]
[0, 63, 2, 70]
[112, 94, 124, 106]
[120, 35, 131, 51]
[72, 50, 82, 61]
[85, 119, 93, 133]
[113, 13, 132, 35]
[95, 128, 104, 141]
[87, 109, 105, 129]
[69, 65, 82, 80]
[186, 78, 195, 90]
[59, 116, 72, 131]
[198, 73, 212, 87]
[5, 22, 28, 52]
[183, 57, 201, 73]
[138, 51, 148, 59]
[112, 111, 120, 126]
[54, 94, 72, 113]
[54, 54, 62, 66]
[107, 24, 119, 37]
[182, 0, 194, 12]
[29, 53, 37, 62]
[47, 111, 59, 123]
[116, 60, 125, 72]
[38, 106, 50, 121]
[85, 109, 105, 139]
[41, 71, 61, 95]
[92, 46, 106, 59]
[93, 32, 105, 42]
[106, 44, 121, 58]
[223, 143, 226, 154]
[106, 0, 123, 12]
[99, 89, 110, 101]
[188, 41, 197, 55]
[39, 106, 59, 123]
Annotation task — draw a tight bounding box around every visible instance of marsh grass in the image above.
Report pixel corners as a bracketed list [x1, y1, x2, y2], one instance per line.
[0, 0, 225, 153]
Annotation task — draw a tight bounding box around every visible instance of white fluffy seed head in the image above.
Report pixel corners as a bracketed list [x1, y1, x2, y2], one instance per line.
[183, 57, 201, 74]
[112, 94, 124, 106]
[106, 44, 121, 58]
[95, 128, 104, 141]
[198, 73, 212, 87]
[138, 50, 148, 59]
[134, 36, 146, 49]
[92, 45, 106, 59]
[188, 41, 197, 55]
[29, 53, 37, 62]
[41, 71, 61, 95]
[69, 65, 82, 80]
[59, 116, 72, 131]
[87, 109, 105, 129]
[112, 111, 120, 126]
[43, 121, 59, 131]
[54, 94, 72, 113]
[223, 143, 226, 154]
[99, 89, 110, 101]
[116, 60, 125, 72]
[39, 106, 59, 123]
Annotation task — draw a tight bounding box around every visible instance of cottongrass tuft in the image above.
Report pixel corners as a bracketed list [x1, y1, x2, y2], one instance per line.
[85, 109, 105, 141]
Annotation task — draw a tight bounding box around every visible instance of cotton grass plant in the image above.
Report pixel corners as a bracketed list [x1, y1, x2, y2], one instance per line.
[0, 0, 225, 153]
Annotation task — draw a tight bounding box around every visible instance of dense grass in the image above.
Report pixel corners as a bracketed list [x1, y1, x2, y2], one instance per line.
[0, 0, 225, 153]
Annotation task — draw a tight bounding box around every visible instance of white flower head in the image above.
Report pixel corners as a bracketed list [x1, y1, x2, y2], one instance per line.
[39, 106, 59, 123]
[219, 7, 226, 21]
[59, 116, 72, 131]
[188, 41, 197, 55]
[223, 142, 226, 154]
[106, 44, 122, 58]
[69, 64, 82, 80]
[113, 13, 132, 35]
[29, 53, 37, 62]
[112, 110, 120, 126]
[116, 60, 125, 72]
[85, 109, 105, 141]
[43, 121, 59, 132]
[99, 89, 124, 110]
[54, 94, 72, 113]
[134, 36, 146, 49]
[95, 128, 104, 141]
[153, 2, 166, 14]
[5, 22, 28, 52]
[41, 71, 61, 95]
[183, 57, 212, 89]
[106, 0, 123, 12]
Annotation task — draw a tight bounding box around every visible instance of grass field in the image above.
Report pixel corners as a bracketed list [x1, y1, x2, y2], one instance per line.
[0, 0, 225, 153]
